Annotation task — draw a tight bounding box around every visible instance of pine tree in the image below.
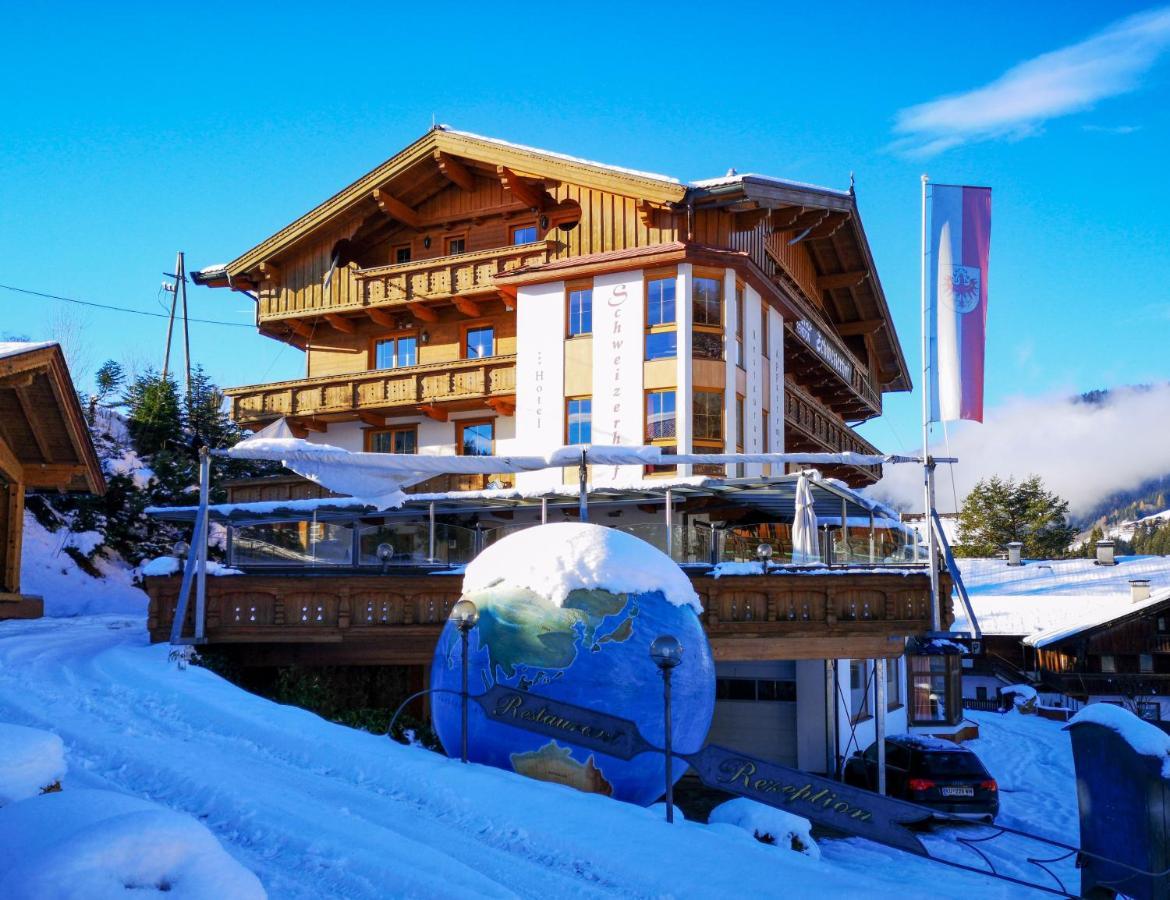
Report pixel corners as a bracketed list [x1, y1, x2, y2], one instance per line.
[124, 370, 183, 456]
[94, 359, 125, 406]
[955, 475, 1077, 559]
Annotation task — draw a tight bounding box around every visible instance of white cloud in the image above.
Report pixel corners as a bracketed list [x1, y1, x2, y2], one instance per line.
[869, 384, 1170, 520]
[891, 7, 1170, 156]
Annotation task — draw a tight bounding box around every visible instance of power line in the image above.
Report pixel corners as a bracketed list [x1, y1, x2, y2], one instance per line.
[0, 282, 254, 328]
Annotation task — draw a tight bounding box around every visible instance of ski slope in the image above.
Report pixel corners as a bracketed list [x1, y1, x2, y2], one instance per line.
[0, 615, 1072, 898]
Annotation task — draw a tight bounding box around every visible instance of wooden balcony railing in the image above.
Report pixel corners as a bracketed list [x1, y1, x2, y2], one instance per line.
[783, 379, 883, 484]
[225, 355, 517, 425]
[357, 240, 554, 307]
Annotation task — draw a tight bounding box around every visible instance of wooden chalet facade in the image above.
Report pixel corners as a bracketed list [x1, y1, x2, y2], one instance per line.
[0, 343, 105, 619]
[196, 126, 910, 489]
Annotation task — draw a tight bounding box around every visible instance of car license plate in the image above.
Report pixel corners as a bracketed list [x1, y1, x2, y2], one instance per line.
[940, 786, 974, 797]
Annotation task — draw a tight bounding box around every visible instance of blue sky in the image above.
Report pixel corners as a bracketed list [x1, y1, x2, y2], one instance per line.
[2, 1, 1168, 455]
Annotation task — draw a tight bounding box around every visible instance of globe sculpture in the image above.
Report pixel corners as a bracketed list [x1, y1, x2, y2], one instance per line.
[430, 522, 715, 806]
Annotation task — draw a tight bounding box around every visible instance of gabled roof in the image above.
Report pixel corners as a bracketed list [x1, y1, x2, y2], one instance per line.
[0, 342, 104, 494]
[206, 126, 688, 281]
[1025, 584, 1170, 649]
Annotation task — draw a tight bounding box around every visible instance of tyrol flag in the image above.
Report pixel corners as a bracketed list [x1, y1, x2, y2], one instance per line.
[928, 183, 991, 423]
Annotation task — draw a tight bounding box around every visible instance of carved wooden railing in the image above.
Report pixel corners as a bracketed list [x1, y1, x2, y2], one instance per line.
[783, 379, 883, 482]
[355, 240, 555, 308]
[225, 355, 517, 425]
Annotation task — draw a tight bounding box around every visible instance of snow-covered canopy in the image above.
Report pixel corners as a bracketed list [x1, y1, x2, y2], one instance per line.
[462, 522, 701, 613]
[1070, 704, 1170, 778]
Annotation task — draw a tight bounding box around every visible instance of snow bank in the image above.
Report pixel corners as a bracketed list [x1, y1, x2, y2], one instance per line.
[0, 723, 66, 805]
[462, 522, 701, 612]
[0, 789, 265, 899]
[708, 798, 819, 859]
[20, 513, 148, 617]
[140, 557, 242, 578]
[1070, 704, 1170, 777]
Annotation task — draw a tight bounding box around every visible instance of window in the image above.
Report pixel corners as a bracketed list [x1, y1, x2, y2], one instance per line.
[761, 311, 769, 359]
[735, 395, 745, 450]
[446, 236, 466, 255]
[458, 420, 493, 456]
[645, 389, 676, 474]
[1141, 653, 1155, 674]
[975, 685, 988, 701]
[715, 678, 796, 702]
[1159, 616, 1169, 633]
[511, 224, 538, 245]
[762, 409, 770, 452]
[849, 660, 870, 722]
[566, 397, 592, 445]
[367, 426, 417, 454]
[734, 283, 744, 368]
[645, 275, 677, 360]
[1137, 702, 1162, 721]
[886, 658, 902, 709]
[394, 245, 411, 264]
[372, 333, 418, 370]
[909, 654, 962, 725]
[693, 390, 724, 476]
[692, 274, 723, 360]
[567, 285, 592, 337]
[1100, 655, 1117, 674]
[464, 325, 494, 359]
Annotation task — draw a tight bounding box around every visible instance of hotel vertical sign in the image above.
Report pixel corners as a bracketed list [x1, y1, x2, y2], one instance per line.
[515, 281, 566, 492]
[591, 271, 645, 485]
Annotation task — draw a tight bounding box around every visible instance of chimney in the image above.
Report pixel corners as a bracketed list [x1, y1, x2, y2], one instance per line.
[1006, 542, 1023, 566]
[1131, 579, 1151, 603]
[1095, 540, 1116, 566]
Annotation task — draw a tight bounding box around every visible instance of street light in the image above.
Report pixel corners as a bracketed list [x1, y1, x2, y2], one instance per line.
[756, 542, 773, 574]
[376, 542, 393, 574]
[650, 634, 683, 823]
[452, 599, 479, 763]
[172, 540, 190, 559]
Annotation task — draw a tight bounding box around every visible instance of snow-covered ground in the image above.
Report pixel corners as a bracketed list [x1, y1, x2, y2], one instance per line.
[0, 614, 1081, 898]
[954, 554, 1170, 636]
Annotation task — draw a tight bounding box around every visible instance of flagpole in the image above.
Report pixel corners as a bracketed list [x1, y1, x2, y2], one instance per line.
[920, 174, 941, 632]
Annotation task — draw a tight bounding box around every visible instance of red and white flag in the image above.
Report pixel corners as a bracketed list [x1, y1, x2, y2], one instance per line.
[928, 183, 991, 422]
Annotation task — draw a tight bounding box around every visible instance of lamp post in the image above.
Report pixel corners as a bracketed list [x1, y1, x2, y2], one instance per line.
[650, 634, 683, 823]
[376, 542, 393, 574]
[172, 540, 190, 560]
[451, 598, 479, 763]
[756, 541, 773, 575]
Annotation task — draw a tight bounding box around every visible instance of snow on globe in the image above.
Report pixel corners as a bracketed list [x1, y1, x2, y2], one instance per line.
[430, 522, 715, 806]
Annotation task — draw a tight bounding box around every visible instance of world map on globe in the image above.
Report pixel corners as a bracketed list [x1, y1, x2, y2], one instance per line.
[431, 583, 715, 806]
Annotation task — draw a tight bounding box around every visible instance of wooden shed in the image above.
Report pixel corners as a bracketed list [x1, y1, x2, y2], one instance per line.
[0, 342, 105, 619]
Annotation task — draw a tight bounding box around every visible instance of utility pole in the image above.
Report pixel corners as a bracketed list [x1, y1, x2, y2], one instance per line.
[161, 251, 192, 396]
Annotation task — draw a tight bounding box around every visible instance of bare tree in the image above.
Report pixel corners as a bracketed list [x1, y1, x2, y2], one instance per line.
[48, 306, 95, 390]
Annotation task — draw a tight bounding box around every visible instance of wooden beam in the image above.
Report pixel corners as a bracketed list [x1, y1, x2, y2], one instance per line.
[0, 480, 24, 594]
[357, 412, 385, 427]
[774, 208, 828, 235]
[451, 295, 481, 318]
[434, 151, 475, 191]
[23, 464, 89, 488]
[367, 308, 396, 328]
[497, 285, 517, 308]
[485, 397, 516, 417]
[418, 404, 448, 422]
[371, 189, 420, 228]
[285, 320, 314, 339]
[805, 212, 851, 241]
[259, 261, 281, 284]
[835, 318, 884, 337]
[769, 206, 805, 230]
[0, 436, 22, 483]
[0, 372, 35, 388]
[324, 314, 356, 334]
[289, 417, 327, 434]
[13, 387, 51, 463]
[817, 270, 868, 292]
[497, 166, 548, 210]
[409, 302, 438, 323]
[709, 633, 907, 661]
[732, 207, 770, 232]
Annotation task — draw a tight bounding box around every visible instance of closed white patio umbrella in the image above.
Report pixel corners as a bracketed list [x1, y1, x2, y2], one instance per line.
[791, 473, 821, 564]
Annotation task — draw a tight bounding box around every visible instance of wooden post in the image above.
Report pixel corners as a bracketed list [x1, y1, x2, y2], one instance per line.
[875, 657, 887, 795]
[0, 480, 24, 595]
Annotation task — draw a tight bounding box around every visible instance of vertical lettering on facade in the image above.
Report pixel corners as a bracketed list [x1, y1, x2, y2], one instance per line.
[608, 284, 627, 445]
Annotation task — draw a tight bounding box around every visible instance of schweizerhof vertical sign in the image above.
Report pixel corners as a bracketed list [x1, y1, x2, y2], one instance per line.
[591, 271, 645, 485]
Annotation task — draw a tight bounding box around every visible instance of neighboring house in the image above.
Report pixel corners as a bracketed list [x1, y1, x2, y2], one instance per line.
[952, 556, 1170, 717]
[0, 342, 106, 619]
[146, 127, 962, 777]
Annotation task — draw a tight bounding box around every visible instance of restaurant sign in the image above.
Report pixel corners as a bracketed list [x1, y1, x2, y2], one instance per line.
[794, 318, 853, 382]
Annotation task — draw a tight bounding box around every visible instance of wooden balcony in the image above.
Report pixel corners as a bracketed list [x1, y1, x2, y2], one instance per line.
[258, 240, 556, 324]
[225, 355, 517, 426]
[784, 317, 881, 420]
[783, 379, 883, 486]
[144, 569, 943, 665]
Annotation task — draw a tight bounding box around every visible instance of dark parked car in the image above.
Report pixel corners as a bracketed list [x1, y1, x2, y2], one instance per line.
[843, 735, 999, 821]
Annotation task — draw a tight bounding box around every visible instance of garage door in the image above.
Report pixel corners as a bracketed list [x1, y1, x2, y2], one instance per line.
[704, 661, 798, 767]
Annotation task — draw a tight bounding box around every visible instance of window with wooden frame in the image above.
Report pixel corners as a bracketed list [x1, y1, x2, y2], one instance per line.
[457, 419, 494, 456]
[463, 323, 495, 359]
[510, 223, 538, 245]
[691, 271, 723, 361]
[692, 389, 724, 476]
[371, 331, 419, 370]
[761, 308, 769, 359]
[850, 660, 871, 723]
[734, 394, 745, 477]
[394, 244, 412, 264]
[445, 234, 466, 255]
[734, 282, 745, 369]
[644, 274, 677, 360]
[566, 282, 593, 337]
[566, 396, 592, 445]
[366, 425, 418, 454]
[644, 389, 676, 474]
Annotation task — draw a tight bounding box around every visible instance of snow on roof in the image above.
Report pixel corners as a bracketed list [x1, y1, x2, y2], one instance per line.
[689, 173, 851, 198]
[953, 555, 1170, 638]
[1069, 704, 1170, 778]
[437, 126, 681, 185]
[462, 522, 702, 613]
[0, 341, 55, 360]
[1025, 583, 1170, 648]
[193, 262, 228, 278]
